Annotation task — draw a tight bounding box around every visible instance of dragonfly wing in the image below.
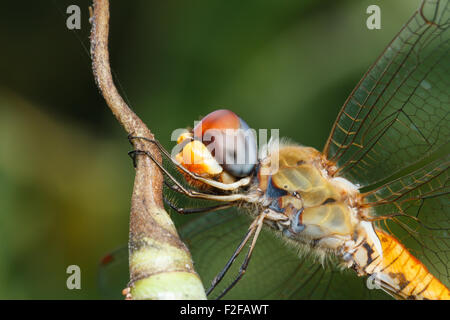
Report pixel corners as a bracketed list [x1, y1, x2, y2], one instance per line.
[98, 246, 129, 299]
[97, 209, 392, 299]
[364, 155, 450, 288]
[323, 0, 449, 187]
[179, 209, 390, 299]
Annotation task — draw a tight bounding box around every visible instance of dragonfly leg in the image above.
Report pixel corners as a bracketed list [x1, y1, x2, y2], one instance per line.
[127, 149, 139, 168]
[215, 212, 266, 299]
[206, 226, 255, 296]
[163, 196, 234, 214]
[164, 179, 255, 202]
[128, 135, 251, 191]
[131, 149, 255, 202]
[206, 212, 266, 298]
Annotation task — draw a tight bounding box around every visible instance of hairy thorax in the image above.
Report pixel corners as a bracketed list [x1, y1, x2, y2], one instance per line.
[252, 144, 383, 266]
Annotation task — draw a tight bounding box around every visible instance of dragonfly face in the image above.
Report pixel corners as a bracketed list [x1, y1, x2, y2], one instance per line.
[175, 109, 258, 182]
[101, 0, 449, 300]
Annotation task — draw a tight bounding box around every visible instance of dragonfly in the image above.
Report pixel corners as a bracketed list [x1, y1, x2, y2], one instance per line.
[100, 0, 449, 300]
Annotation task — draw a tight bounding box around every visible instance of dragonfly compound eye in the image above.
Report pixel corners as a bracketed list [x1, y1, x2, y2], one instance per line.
[193, 109, 258, 177]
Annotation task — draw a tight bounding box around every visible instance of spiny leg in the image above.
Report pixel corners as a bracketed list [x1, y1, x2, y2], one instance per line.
[206, 214, 264, 297]
[128, 135, 251, 191]
[130, 149, 253, 203]
[164, 179, 253, 202]
[163, 196, 234, 215]
[129, 149, 200, 198]
[215, 212, 266, 299]
[206, 230, 253, 296]
[128, 149, 139, 168]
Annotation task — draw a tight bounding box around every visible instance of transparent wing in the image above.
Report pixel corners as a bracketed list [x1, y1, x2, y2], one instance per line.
[364, 155, 450, 287]
[180, 209, 390, 299]
[323, 0, 449, 187]
[97, 208, 392, 299]
[98, 246, 129, 299]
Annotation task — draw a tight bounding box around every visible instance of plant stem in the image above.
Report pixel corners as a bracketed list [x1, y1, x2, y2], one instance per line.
[89, 0, 206, 300]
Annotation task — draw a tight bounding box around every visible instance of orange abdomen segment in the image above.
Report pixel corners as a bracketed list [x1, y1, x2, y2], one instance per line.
[375, 230, 450, 300]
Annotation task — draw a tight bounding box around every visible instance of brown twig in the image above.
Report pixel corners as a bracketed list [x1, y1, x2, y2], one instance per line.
[89, 0, 206, 300]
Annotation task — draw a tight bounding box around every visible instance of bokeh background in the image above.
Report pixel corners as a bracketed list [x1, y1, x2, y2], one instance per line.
[0, 0, 421, 299]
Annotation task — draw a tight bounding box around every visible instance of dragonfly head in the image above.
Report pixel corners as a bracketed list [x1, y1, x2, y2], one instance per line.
[175, 109, 258, 181]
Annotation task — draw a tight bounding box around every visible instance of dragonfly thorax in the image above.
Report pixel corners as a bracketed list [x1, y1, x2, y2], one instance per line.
[256, 144, 383, 264]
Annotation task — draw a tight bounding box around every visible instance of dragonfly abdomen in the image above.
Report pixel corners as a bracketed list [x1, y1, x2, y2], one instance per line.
[350, 229, 450, 300]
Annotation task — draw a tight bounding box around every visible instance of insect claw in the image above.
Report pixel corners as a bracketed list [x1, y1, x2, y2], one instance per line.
[127, 150, 145, 168]
[127, 150, 137, 168]
[127, 133, 133, 144]
[128, 135, 157, 145]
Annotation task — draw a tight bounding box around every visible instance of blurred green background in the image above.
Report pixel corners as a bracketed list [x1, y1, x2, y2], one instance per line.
[0, 0, 421, 299]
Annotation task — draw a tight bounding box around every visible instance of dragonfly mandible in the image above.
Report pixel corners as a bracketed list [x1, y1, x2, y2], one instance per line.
[100, 0, 449, 300]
